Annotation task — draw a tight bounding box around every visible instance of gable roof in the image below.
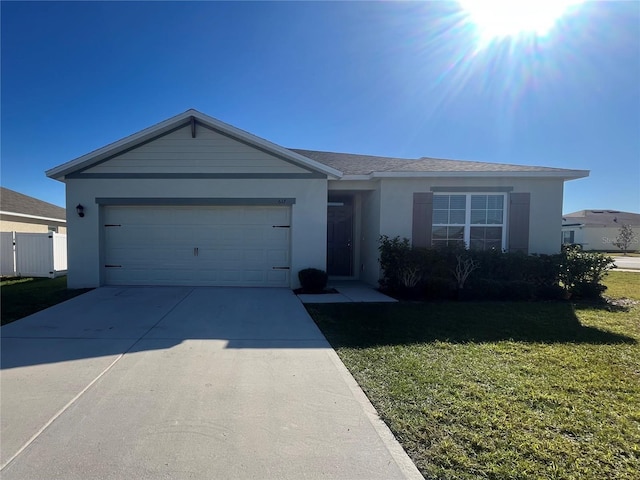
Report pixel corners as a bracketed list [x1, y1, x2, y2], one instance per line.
[0, 187, 66, 222]
[292, 149, 589, 180]
[563, 210, 640, 228]
[45, 109, 588, 182]
[46, 109, 343, 181]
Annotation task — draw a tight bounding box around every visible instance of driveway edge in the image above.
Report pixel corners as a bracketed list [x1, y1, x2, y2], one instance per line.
[323, 348, 425, 480]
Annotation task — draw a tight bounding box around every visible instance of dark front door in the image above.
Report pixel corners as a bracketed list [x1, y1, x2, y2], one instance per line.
[327, 197, 353, 276]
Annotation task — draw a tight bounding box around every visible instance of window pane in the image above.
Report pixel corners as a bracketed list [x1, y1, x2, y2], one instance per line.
[470, 210, 486, 224]
[433, 196, 449, 209]
[449, 226, 464, 240]
[433, 210, 448, 224]
[450, 210, 466, 224]
[485, 227, 502, 240]
[449, 195, 466, 209]
[471, 195, 487, 209]
[487, 195, 504, 209]
[432, 227, 448, 239]
[486, 240, 502, 250]
[486, 210, 503, 224]
[469, 239, 484, 250]
[470, 227, 485, 240]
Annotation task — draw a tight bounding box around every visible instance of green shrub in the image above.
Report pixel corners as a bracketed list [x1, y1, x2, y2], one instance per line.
[535, 284, 567, 300]
[571, 281, 608, 299]
[298, 268, 328, 293]
[424, 277, 457, 300]
[559, 245, 615, 298]
[378, 235, 412, 291]
[378, 238, 614, 301]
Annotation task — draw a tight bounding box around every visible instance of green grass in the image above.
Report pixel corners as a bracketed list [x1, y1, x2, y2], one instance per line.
[308, 271, 640, 479]
[1, 276, 92, 326]
[604, 270, 640, 300]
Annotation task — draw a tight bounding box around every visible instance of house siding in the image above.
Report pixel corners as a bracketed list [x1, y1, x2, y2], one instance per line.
[82, 125, 310, 175]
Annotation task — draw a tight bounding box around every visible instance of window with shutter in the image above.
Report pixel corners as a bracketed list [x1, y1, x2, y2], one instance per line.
[431, 193, 507, 251]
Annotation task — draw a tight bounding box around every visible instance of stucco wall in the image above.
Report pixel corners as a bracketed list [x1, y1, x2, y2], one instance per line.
[65, 178, 327, 288]
[0, 218, 66, 234]
[360, 186, 382, 285]
[378, 176, 565, 255]
[563, 226, 640, 252]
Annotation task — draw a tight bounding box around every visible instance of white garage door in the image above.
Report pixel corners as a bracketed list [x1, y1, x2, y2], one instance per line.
[103, 205, 291, 287]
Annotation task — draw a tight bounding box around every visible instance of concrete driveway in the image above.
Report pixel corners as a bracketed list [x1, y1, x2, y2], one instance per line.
[1, 287, 422, 480]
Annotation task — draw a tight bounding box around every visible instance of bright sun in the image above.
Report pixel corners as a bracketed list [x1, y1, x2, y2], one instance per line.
[459, 0, 582, 43]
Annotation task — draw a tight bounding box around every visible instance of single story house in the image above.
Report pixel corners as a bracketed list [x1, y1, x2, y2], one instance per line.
[0, 187, 66, 234]
[562, 210, 640, 252]
[46, 109, 588, 289]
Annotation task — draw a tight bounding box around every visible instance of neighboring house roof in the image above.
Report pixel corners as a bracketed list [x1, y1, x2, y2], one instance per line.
[293, 149, 588, 179]
[562, 210, 640, 228]
[46, 108, 588, 181]
[0, 187, 66, 222]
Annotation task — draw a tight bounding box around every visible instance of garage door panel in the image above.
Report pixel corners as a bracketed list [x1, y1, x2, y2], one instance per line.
[103, 205, 290, 286]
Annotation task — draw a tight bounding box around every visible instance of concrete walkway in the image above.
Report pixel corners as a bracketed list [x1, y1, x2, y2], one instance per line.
[297, 281, 398, 304]
[1, 287, 422, 480]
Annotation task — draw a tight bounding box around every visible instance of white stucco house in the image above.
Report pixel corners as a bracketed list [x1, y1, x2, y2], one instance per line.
[46, 109, 589, 289]
[562, 210, 640, 252]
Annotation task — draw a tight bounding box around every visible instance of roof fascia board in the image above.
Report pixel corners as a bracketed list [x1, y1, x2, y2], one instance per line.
[46, 112, 195, 179]
[370, 170, 590, 180]
[0, 211, 66, 223]
[334, 175, 376, 181]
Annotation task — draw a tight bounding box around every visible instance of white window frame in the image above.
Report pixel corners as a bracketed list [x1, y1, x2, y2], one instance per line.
[432, 193, 508, 250]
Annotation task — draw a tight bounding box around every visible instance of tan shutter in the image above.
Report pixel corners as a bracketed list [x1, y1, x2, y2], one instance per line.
[508, 193, 530, 254]
[412, 192, 433, 248]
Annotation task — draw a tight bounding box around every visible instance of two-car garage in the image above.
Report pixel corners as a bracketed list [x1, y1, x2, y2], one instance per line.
[102, 205, 291, 287]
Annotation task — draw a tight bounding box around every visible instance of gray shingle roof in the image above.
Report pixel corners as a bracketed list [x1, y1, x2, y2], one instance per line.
[563, 210, 640, 227]
[291, 149, 578, 175]
[0, 187, 66, 220]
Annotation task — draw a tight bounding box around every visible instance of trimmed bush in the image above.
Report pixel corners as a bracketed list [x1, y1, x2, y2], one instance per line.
[298, 268, 328, 293]
[558, 245, 615, 298]
[378, 237, 614, 301]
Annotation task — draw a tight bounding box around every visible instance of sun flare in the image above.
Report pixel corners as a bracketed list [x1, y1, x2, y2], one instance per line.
[459, 0, 582, 44]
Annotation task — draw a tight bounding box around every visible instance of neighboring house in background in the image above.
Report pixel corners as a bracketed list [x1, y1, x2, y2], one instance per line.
[562, 210, 640, 252]
[0, 187, 66, 234]
[46, 109, 589, 289]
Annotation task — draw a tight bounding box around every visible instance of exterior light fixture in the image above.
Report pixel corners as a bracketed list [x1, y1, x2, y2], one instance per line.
[76, 204, 85, 217]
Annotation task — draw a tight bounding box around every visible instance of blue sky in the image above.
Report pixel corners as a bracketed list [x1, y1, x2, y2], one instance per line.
[2, 1, 639, 214]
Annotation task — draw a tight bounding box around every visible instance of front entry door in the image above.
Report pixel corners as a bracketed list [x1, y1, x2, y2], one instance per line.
[327, 197, 353, 276]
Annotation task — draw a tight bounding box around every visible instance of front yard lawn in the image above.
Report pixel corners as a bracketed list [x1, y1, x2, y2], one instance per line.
[1, 276, 92, 326]
[308, 271, 640, 479]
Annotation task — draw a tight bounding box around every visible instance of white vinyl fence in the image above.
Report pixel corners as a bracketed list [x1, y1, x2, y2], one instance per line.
[0, 232, 67, 278]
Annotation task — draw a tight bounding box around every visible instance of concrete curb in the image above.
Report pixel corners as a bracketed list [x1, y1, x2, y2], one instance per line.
[323, 348, 425, 480]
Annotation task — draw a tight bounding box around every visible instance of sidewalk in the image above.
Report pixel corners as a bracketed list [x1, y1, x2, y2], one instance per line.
[297, 281, 398, 304]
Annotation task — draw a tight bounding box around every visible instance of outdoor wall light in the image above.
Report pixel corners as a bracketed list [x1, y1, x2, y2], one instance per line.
[76, 204, 85, 217]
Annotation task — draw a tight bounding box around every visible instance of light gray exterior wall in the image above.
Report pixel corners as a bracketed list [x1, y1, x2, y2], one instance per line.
[378, 176, 564, 253]
[325, 176, 567, 286]
[360, 186, 382, 285]
[562, 225, 640, 252]
[83, 125, 310, 175]
[65, 178, 327, 288]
